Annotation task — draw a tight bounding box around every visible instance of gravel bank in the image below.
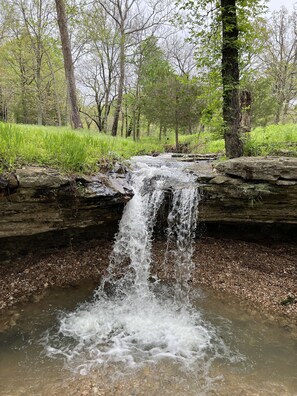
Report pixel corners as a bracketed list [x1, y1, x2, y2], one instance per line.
[0, 238, 296, 330]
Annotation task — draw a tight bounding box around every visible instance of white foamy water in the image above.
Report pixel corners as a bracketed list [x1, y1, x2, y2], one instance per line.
[45, 157, 238, 377]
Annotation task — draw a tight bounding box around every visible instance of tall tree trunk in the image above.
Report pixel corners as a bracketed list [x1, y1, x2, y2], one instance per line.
[159, 124, 162, 141]
[0, 87, 6, 121]
[55, 0, 82, 129]
[136, 106, 141, 141]
[45, 50, 62, 126]
[36, 3, 43, 126]
[239, 90, 252, 133]
[121, 111, 125, 137]
[175, 94, 179, 152]
[36, 58, 43, 125]
[103, 83, 111, 133]
[132, 109, 136, 141]
[221, 0, 243, 158]
[125, 99, 129, 137]
[112, 33, 125, 136]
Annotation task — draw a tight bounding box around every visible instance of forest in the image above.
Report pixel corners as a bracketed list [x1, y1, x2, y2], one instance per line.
[0, 0, 296, 166]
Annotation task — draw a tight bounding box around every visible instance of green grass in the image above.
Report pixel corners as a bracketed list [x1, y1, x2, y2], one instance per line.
[244, 124, 297, 156]
[1, 122, 296, 174]
[0, 123, 164, 173]
[178, 124, 297, 157]
[178, 132, 225, 154]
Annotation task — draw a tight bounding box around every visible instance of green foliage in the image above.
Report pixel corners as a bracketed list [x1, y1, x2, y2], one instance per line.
[177, 123, 297, 156]
[244, 124, 297, 156]
[178, 132, 225, 154]
[139, 38, 203, 136]
[0, 123, 165, 173]
[177, 0, 266, 70]
[1, 123, 296, 175]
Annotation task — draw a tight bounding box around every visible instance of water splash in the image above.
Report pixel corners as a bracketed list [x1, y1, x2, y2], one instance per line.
[44, 157, 236, 380]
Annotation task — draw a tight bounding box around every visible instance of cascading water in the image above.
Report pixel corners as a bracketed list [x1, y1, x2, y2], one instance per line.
[44, 156, 235, 383]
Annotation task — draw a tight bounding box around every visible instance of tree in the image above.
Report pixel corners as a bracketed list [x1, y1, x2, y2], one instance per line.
[0, 0, 67, 126]
[98, 0, 170, 136]
[55, 0, 82, 128]
[17, 0, 59, 125]
[140, 38, 202, 149]
[78, 3, 119, 132]
[260, 7, 297, 124]
[177, 0, 265, 157]
[221, 0, 243, 157]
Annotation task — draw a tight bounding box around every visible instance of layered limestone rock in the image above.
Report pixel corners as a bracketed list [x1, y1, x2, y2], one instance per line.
[188, 157, 297, 237]
[1, 156, 296, 260]
[0, 166, 133, 260]
[215, 156, 297, 182]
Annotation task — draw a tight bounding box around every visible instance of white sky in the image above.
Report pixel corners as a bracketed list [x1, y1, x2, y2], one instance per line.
[268, 0, 296, 11]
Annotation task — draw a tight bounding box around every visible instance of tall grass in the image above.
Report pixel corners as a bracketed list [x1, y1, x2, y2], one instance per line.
[244, 124, 297, 156]
[1, 122, 296, 174]
[178, 124, 297, 156]
[0, 123, 164, 173]
[178, 132, 225, 154]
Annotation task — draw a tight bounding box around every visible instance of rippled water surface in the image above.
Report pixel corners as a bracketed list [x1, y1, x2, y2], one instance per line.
[1, 157, 297, 395]
[0, 282, 296, 396]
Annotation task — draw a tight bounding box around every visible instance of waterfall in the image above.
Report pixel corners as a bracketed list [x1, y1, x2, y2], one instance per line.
[103, 158, 200, 301]
[45, 157, 228, 377]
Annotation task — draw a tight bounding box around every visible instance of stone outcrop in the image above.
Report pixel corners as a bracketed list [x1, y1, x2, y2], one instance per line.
[0, 166, 133, 261]
[1, 156, 296, 261]
[215, 156, 297, 182]
[189, 157, 297, 240]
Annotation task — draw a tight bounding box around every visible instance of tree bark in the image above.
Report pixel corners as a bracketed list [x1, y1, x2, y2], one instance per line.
[221, 0, 243, 158]
[55, 0, 83, 129]
[111, 33, 125, 136]
[240, 90, 252, 133]
[0, 87, 7, 121]
[175, 94, 179, 152]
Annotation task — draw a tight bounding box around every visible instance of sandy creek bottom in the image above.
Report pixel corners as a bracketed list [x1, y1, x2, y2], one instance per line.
[0, 280, 296, 396]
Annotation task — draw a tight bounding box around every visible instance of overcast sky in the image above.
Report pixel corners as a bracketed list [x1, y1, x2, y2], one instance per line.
[268, 0, 296, 11]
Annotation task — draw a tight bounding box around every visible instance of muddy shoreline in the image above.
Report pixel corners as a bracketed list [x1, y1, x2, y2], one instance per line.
[0, 237, 296, 335]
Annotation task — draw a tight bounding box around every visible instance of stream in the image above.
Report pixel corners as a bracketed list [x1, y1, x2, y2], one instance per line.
[1, 156, 296, 395]
[0, 283, 296, 395]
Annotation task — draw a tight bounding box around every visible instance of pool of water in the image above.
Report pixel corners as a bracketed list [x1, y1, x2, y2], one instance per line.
[0, 282, 296, 396]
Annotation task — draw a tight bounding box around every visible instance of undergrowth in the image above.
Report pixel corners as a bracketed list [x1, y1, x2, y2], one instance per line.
[244, 124, 297, 156]
[178, 124, 297, 156]
[1, 122, 296, 174]
[0, 123, 164, 173]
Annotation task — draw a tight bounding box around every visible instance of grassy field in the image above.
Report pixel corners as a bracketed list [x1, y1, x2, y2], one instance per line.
[0, 123, 164, 173]
[0, 122, 296, 174]
[178, 124, 297, 156]
[244, 124, 297, 156]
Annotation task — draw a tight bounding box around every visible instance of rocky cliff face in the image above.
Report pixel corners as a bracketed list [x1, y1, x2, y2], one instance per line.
[0, 166, 132, 261]
[1, 157, 296, 261]
[193, 157, 297, 240]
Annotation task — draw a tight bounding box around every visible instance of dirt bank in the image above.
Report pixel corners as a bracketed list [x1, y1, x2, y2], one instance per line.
[0, 238, 296, 332]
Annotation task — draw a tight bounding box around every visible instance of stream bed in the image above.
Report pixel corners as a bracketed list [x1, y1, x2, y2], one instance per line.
[0, 281, 296, 396]
[1, 156, 296, 396]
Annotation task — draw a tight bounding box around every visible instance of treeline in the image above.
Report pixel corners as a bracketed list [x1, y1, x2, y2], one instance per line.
[0, 0, 296, 139]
